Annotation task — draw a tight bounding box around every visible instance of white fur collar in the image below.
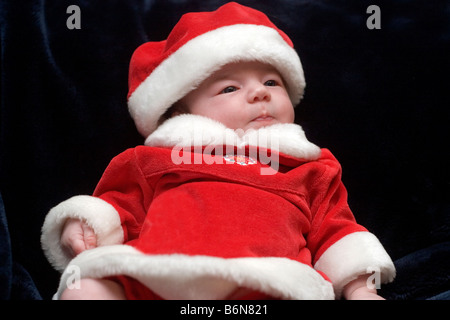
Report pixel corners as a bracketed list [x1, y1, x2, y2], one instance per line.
[145, 114, 321, 160]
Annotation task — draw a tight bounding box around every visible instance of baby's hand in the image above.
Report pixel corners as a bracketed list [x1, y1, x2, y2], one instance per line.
[345, 286, 385, 300]
[343, 274, 385, 300]
[61, 218, 97, 258]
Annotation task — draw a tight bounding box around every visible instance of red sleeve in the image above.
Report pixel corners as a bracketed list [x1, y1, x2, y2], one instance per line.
[305, 149, 367, 264]
[93, 148, 154, 242]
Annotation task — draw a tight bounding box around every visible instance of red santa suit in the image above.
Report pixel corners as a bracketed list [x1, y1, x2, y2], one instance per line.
[41, 115, 396, 299]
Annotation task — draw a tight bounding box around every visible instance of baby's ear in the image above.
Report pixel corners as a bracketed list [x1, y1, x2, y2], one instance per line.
[171, 110, 182, 118]
[170, 100, 189, 118]
[158, 103, 184, 125]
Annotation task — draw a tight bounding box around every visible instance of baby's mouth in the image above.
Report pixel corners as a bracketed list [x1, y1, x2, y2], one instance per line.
[248, 115, 277, 129]
[252, 115, 274, 122]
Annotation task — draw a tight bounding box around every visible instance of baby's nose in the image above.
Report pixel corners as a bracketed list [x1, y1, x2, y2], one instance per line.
[247, 83, 271, 103]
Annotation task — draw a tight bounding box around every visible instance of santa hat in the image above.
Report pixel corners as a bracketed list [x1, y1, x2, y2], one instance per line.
[127, 2, 305, 138]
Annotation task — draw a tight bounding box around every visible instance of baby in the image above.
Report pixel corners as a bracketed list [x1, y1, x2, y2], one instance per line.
[41, 2, 395, 300]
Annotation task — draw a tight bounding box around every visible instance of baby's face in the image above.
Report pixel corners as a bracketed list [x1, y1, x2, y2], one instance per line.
[179, 61, 295, 131]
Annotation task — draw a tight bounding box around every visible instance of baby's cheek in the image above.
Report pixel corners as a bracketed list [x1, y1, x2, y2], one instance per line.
[279, 105, 295, 124]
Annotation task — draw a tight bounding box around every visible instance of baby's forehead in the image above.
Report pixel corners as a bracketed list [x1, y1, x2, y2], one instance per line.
[208, 61, 282, 81]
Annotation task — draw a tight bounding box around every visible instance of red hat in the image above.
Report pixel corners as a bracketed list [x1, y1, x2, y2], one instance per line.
[128, 2, 305, 138]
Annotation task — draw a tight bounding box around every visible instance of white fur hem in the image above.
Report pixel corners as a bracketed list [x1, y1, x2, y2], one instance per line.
[314, 232, 396, 298]
[55, 245, 334, 300]
[128, 24, 305, 137]
[41, 195, 124, 272]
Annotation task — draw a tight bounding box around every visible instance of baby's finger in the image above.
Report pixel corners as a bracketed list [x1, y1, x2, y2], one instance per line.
[82, 224, 97, 250]
[68, 235, 88, 256]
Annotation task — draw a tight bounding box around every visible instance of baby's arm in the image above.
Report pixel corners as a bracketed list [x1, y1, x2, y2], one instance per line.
[61, 218, 97, 258]
[342, 274, 385, 300]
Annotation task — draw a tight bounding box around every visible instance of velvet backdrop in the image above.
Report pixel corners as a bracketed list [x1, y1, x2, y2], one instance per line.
[1, 0, 449, 299]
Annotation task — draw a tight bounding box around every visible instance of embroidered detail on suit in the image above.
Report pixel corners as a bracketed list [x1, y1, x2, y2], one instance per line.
[223, 154, 257, 166]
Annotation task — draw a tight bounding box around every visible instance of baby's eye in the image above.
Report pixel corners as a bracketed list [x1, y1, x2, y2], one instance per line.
[264, 80, 278, 87]
[220, 86, 238, 94]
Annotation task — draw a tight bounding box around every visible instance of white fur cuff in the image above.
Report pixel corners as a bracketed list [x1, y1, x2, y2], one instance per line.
[41, 195, 124, 272]
[314, 231, 396, 298]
